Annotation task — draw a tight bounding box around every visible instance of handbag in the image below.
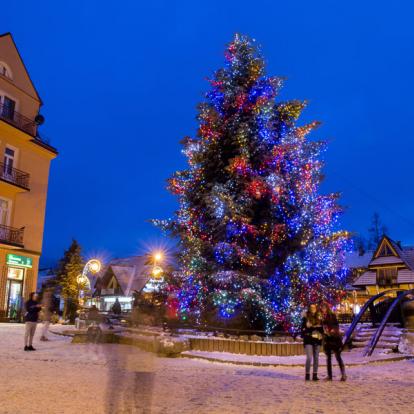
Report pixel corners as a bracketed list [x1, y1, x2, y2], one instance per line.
[311, 330, 323, 340]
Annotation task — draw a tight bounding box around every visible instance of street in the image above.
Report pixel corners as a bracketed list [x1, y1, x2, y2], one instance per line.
[1, 324, 413, 414]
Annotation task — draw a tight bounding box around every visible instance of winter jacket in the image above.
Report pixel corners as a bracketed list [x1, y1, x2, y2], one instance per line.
[24, 300, 41, 322]
[301, 315, 324, 346]
[323, 313, 343, 352]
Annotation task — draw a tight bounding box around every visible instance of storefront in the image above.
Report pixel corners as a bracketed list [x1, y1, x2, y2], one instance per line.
[3, 253, 33, 321]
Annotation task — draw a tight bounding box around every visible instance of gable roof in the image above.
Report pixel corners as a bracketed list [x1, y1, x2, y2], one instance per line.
[96, 255, 151, 296]
[0, 32, 42, 104]
[370, 235, 414, 270]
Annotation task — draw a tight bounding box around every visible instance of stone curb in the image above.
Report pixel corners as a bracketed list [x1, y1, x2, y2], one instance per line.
[181, 351, 414, 368]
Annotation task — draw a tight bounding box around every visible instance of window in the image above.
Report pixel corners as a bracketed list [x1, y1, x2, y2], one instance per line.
[3, 147, 15, 175]
[0, 62, 12, 79]
[7, 267, 24, 281]
[1, 96, 16, 121]
[377, 267, 398, 286]
[0, 198, 10, 226]
[378, 242, 394, 257]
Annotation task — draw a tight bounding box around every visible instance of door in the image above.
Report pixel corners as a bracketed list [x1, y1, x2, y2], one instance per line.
[2, 96, 15, 120]
[6, 279, 23, 320]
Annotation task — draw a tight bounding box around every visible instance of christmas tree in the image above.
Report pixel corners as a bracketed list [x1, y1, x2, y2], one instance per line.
[55, 239, 84, 322]
[155, 34, 349, 332]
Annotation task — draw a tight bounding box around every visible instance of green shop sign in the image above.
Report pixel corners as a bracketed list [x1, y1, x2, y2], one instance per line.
[6, 254, 33, 268]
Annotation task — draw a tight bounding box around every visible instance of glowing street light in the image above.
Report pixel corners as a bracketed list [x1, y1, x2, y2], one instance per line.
[150, 251, 164, 280]
[77, 259, 102, 306]
[153, 252, 163, 263]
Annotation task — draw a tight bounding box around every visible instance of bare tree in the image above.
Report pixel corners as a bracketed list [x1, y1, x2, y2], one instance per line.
[367, 213, 388, 250]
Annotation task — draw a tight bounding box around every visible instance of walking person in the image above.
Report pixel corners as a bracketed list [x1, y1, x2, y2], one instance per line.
[320, 302, 347, 381]
[302, 303, 323, 381]
[24, 292, 42, 351]
[40, 288, 53, 341]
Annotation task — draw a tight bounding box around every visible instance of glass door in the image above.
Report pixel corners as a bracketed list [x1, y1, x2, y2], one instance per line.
[3, 147, 15, 178]
[6, 279, 23, 321]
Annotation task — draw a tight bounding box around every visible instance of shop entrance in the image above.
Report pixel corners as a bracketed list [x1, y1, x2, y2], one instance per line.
[5, 267, 25, 321]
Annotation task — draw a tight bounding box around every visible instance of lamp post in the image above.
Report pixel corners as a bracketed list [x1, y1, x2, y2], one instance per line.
[152, 251, 164, 279]
[77, 259, 101, 307]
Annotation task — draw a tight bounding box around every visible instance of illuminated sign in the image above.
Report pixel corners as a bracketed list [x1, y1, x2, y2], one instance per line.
[6, 254, 32, 268]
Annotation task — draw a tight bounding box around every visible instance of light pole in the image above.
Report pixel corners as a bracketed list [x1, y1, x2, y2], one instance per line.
[77, 259, 101, 307]
[152, 251, 164, 279]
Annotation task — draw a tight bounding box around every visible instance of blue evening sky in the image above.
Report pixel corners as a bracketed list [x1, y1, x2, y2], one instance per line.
[3, 1, 414, 265]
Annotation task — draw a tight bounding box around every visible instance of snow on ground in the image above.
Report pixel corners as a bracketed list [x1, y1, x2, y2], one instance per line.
[1, 323, 414, 414]
[182, 349, 410, 366]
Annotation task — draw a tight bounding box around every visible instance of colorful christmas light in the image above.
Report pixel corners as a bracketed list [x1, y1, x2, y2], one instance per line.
[154, 34, 350, 332]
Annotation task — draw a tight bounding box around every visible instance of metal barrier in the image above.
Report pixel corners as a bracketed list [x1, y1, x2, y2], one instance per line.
[342, 289, 402, 347]
[364, 289, 414, 356]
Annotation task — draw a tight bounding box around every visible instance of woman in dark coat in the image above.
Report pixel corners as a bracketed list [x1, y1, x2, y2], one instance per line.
[301, 303, 324, 381]
[24, 292, 42, 351]
[320, 302, 347, 381]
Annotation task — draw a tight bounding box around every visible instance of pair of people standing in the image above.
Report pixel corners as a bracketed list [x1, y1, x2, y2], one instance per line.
[302, 303, 346, 381]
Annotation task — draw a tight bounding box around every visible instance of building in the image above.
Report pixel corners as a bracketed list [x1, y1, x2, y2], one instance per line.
[352, 235, 414, 294]
[0, 33, 57, 321]
[93, 256, 151, 312]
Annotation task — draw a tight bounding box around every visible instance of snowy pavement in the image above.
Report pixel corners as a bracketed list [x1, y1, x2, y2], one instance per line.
[1, 324, 414, 414]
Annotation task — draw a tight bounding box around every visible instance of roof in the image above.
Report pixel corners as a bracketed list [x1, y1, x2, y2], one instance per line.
[97, 255, 151, 296]
[353, 271, 376, 286]
[344, 251, 373, 269]
[353, 269, 414, 286]
[0, 32, 42, 104]
[370, 256, 404, 266]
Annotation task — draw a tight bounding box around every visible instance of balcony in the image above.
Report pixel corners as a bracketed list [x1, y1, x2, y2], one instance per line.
[0, 224, 24, 247]
[0, 162, 30, 190]
[0, 102, 36, 136]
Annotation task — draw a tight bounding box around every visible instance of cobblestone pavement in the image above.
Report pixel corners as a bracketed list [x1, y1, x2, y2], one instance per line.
[1, 324, 413, 414]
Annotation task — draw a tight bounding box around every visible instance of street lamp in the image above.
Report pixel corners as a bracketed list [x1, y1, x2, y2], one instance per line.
[152, 251, 164, 279]
[77, 259, 102, 306]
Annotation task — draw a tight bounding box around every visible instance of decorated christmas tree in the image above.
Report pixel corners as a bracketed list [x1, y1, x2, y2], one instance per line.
[155, 34, 349, 332]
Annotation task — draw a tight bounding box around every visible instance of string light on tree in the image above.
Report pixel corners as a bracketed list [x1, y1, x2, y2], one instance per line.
[153, 34, 350, 332]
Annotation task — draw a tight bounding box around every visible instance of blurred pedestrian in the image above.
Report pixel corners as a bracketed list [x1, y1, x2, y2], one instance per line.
[111, 298, 122, 315]
[302, 303, 323, 381]
[40, 288, 53, 341]
[24, 292, 42, 351]
[320, 302, 347, 381]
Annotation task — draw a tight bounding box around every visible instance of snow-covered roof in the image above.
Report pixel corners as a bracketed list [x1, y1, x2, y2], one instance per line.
[345, 251, 373, 269]
[96, 255, 152, 296]
[353, 269, 414, 286]
[370, 256, 404, 266]
[353, 271, 376, 286]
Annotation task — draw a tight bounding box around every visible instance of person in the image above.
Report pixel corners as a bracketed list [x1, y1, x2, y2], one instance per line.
[24, 292, 42, 351]
[111, 298, 122, 315]
[40, 288, 53, 341]
[88, 305, 101, 325]
[320, 302, 347, 381]
[301, 303, 323, 381]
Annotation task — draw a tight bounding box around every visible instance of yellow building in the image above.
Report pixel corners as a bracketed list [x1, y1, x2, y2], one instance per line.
[0, 33, 57, 321]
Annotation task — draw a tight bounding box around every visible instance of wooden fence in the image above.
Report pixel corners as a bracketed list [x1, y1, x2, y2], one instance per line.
[189, 337, 304, 356]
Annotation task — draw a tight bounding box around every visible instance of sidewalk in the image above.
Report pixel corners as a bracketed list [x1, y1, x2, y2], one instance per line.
[182, 349, 413, 367]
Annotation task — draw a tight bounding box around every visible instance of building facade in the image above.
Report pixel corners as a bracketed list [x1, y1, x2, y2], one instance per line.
[93, 256, 151, 312]
[0, 33, 57, 321]
[352, 235, 414, 294]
